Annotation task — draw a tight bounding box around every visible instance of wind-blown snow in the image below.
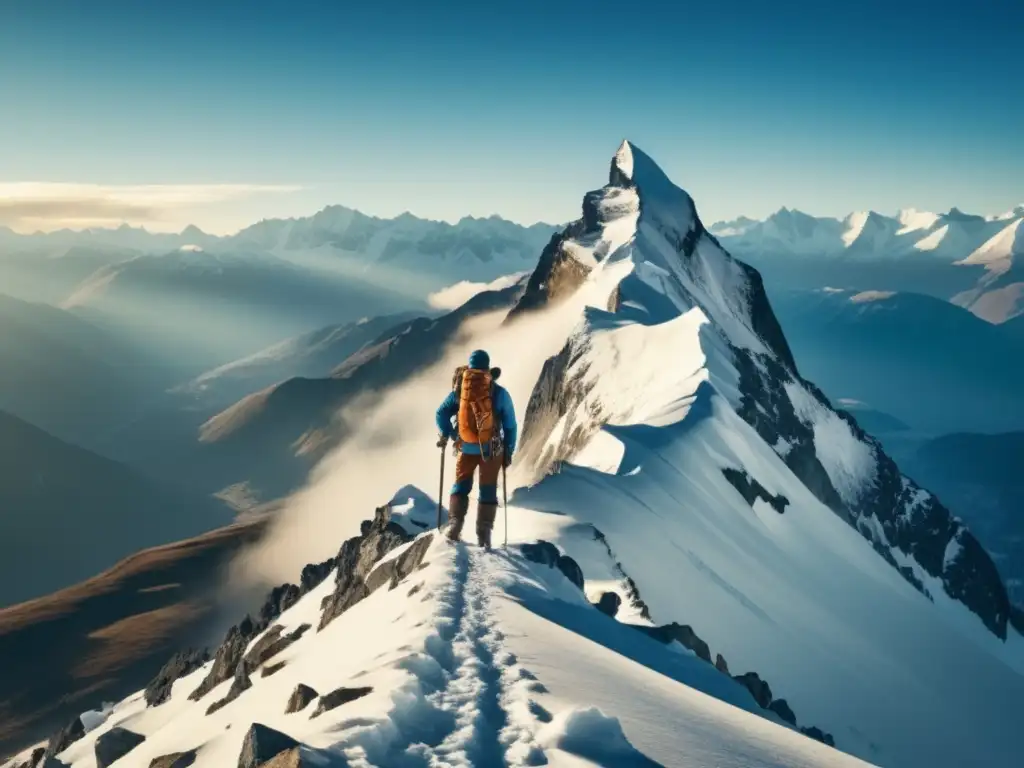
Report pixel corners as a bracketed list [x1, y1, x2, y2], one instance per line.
[427, 271, 530, 310]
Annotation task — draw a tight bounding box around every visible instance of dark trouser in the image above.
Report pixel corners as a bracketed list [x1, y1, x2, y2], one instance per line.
[447, 451, 500, 547]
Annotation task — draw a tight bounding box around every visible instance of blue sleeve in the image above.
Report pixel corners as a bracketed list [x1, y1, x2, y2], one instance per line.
[497, 387, 518, 455]
[435, 391, 458, 438]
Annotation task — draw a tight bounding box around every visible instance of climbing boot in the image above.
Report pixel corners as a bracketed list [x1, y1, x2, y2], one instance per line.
[447, 494, 469, 542]
[476, 501, 498, 549]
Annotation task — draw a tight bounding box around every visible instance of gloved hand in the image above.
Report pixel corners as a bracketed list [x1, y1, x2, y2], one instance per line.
[503, 450, 513, 468]
[437, 434, 448, 449]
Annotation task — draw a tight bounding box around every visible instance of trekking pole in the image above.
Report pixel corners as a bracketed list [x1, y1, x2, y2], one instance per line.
[502, 460, 508, 549]
[436, 437, 446, 530]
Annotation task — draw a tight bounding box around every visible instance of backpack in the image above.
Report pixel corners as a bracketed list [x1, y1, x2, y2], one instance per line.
[452, 365, 501, 458]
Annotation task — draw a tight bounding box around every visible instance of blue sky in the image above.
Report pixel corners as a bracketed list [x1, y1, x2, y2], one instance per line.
[1, 0, 1020, 233]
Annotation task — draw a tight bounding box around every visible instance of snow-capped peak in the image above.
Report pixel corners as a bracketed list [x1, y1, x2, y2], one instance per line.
[612, 139, 635, 179]
[896, 208, 940, 234]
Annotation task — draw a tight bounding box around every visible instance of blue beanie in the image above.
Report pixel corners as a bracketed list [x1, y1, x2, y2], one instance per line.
[468, 349, 490, 370]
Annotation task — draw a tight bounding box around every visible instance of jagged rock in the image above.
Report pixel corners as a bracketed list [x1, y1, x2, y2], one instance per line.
[300, 556, 336, 592]
[245, 625, 284, 663]
[519, 541, 561, 567]
[734, 671, 773, 709]
[95, 727, 146, 768]
[262, 661, 287, 678]
[243, 624, 308, 672]
[149, 751, 197, 768]
[285, 684, 319, 714]
[768, 698, 797, 726]
[189, 621, 253, 701]
[517, 541, 584, 590]
[595, 591, 621, 617]
[145, 648, 210, 707]
[801, 726, 835, 747]
[319, 506, 417, 630]
[26, 747, 45, 767]
[714, 653, 730, 675]
[592, 527, 653, 620]
[237, 723, 299, 768]
[310, 685, 373, 718]
[721, 468, 789, 514]
[261, 748, 306, 768]
[257, 584, 301, 631]
[364, 534, 433, 593]
[44, 716, 85, 761]
[207, 661, 252, 715]
[507, 229, 592, 319]
[637, 622, 712, 663]
[734, 347, 1011, 638]
[556, 555, 585, 590]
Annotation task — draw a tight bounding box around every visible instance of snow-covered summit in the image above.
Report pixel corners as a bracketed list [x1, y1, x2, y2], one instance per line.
[9, 141, 1023, 768]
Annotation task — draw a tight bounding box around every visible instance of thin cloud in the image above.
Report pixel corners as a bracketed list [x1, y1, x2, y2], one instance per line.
[0, 182, 302, 232]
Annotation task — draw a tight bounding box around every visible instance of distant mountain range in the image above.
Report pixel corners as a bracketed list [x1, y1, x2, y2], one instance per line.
[1, 207, 558, 299]
[771, 288, 1024, 435]
[0, 294, 178, 450]
[0, 410, 233, 607]
[190, 279, 527, 499]
[711, 206, 1024, 323]
[1, 208, 559, 376]
[174, 310, 425, 411]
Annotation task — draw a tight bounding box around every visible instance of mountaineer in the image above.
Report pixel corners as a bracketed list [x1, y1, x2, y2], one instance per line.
[435, 349, 517, 548]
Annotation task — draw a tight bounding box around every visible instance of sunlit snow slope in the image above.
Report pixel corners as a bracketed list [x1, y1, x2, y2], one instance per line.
[10, 526, 871, 768]
[12, 142, 1022, 768]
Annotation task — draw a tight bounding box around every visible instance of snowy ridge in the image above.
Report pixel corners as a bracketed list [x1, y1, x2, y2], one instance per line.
[518, 140, 1013, 640]
[710, 204, 1024, 263]
[7, 512, 870, 768]
[505, 141, 1023, 765]
[9, 141, 1023, 768]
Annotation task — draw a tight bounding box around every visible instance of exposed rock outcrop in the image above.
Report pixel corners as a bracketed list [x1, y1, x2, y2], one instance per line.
[310, 686, 373, 718]
[733, 672, 773, 709]
[285, 684, 319, 714]
[768, 698, 797, 726]
[262, 661, 287, 678]
[189, 621, 252, 702]
[721, 468, 789, 514]
[206, 661, 252, 715]
[556, 555, 585, 591]
[95, 727, 146, 768]
[637, 622, 712, 664]
[43, 717, 85, 762]
[595, 591, 621, 618]
[320, 506, 431, 630]
[519, 541, 560, 567]
[149, 751, 197, 768]
[260, 748, 305, 768]
[714, 653, 730, 674]
[243, 623, 311, 673]
[145, 649, 210, 707]
[591, 527, 652, 620]
[237, 723, 298, 768]
[518, 540, 585, 591]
